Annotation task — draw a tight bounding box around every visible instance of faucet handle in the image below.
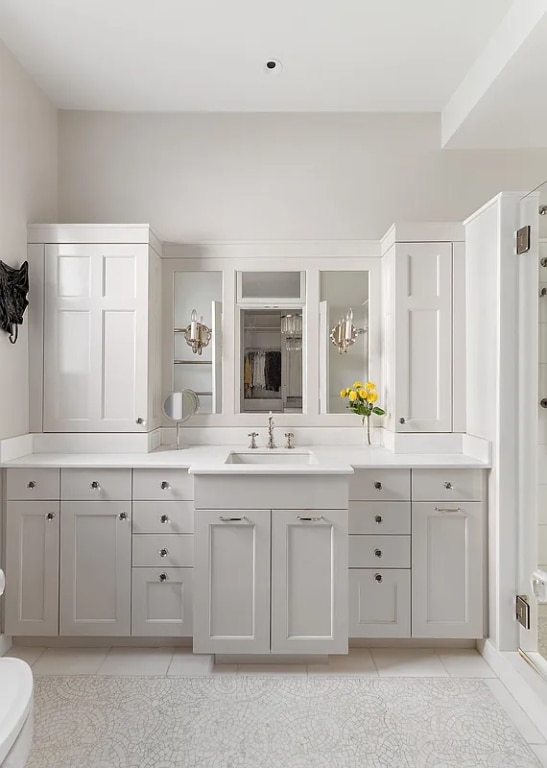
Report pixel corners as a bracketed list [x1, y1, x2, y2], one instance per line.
[284, 432, 295, 449]
[248, 432, 259, 449]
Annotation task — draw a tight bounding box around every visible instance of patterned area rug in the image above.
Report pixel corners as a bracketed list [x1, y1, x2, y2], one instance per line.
[27, 676, 540, 768]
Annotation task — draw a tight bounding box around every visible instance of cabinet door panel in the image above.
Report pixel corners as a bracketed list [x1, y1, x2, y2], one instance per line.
[193, 509, 270, 654]
[60, 502, 131, 635]
[131, 567, 193, 636]
[349, 569, 411, 638]
[5, 502, 59, 636]
[271, 509, 348, 654]
[395, 243, 452, 432]
[412, 502, 484, 638]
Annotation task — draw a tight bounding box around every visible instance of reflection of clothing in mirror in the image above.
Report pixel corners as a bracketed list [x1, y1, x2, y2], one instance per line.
[244, 350, 281, 392]
[265, 351, 281, 391]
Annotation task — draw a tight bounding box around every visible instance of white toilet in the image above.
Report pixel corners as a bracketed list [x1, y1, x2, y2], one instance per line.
[0, 570, 34, 768]
[0, 659, 34, 768]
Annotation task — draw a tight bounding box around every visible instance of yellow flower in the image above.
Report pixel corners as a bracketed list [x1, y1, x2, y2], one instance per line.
[366, 391, 378, 403]
[349, 390, 358, 402]
[358, 388, 368, 399]
[353, 381, 362, 389]
[340, 388, 347, 398]
[365, 381, 376, 390]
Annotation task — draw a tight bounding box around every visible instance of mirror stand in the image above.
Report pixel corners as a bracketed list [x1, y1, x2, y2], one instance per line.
[162, 390, 200, 449]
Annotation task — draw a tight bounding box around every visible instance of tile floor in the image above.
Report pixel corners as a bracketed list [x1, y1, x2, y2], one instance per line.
[5, 645, 547, 767]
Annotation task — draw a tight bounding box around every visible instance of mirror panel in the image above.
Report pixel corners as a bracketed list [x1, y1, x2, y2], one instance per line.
[173, 271, 222, 414]
[237, 271, 304, 302]
[320, 271, 369, 414]
[240, 308, 303, 413]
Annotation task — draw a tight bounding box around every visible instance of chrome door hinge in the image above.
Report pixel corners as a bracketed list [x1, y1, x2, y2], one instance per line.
[516, 595, 531, 629]
[516, 225, 531, 254]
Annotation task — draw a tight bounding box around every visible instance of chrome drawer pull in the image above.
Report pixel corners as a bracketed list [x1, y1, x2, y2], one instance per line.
[27, 481, 36, 489]
[297, 515, 323, 521]
[160, 514, 170, 524]
[46, 512, 55, 521]
[159, 573, 167, 582]
[90, 481, 101, 490]
[374, 481, 382, 490]
[374, 548, 383, 558]
[159, 548, 169, 558]
[374, 515, 383, 524]
[374, 573, 383, 583]
[435, 507, 462, 513]
[443, 482, 454, 490]
[160, 481, 171, 490]
[219, 516, 246, 522]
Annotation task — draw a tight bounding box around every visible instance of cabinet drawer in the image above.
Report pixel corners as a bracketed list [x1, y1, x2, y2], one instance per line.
[349, 568, 411, 638]
[349, 469, 410, 501]
[132, 534, 194, 567]
[61, 469, 131, 500]
[132, 501, 194, 534]
[6, 469, 60, 500]
[349, 502, 410, 535]
[133, 469, 193, 501]
[349, 535, 411, 568]
[131, 567, 193, 637]
[412, 469, 484, 502]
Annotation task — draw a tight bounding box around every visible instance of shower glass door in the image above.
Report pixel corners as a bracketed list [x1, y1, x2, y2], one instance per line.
[519, 179, 547, 678]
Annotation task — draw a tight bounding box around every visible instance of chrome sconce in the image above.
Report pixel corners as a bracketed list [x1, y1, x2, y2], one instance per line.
[178, 309, 212, 355]
[330, 308, 366, 354]
[280, 313, 302, 352]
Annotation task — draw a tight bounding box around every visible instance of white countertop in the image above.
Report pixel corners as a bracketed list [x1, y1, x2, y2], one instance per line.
[1, 445, 490, 473]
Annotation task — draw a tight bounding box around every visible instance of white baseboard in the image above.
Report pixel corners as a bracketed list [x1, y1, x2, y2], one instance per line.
[479, 639, 547, 739]
[349, 638, 475, 648]
[10, 636, 192, 648]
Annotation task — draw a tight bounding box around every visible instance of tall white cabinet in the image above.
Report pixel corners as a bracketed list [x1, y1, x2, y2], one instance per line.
[382, 225, 465, 433]
[28, 225, 162, 433]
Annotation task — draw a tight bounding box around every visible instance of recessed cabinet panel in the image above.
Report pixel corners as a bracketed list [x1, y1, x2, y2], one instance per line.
[193, 509, 271, 654]
[412, 469, 483, 502]
[349, 535, 411, 568]
[348, 502, 411, 535]
[104, 256, 136, 299]
[131, 567, 193, 636]
[349, 469, 411, 501]
[349, 569, 411, 638]
[271, 509, 348, 654]
[7, 468, 60, 501]
[103, 310, 137, 421]
[61, 469, 131, 501]
[4, 502, 59, 636]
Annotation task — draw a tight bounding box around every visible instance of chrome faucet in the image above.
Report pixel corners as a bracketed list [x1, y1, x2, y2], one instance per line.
[267, 415, 276, 449]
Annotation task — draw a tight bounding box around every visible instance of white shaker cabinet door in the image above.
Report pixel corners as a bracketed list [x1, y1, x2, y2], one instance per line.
[349, 569, 411, 638]
[43, 243, 151, 432]
[271, 509, 348, 654]
[4, 502, 59, 636]
[394, 242, 453, 432]
[132, 567, 193, 637]
[193, 509, 271, 654]
[60, 502, 131, 635]
[412, 502, 485, 638]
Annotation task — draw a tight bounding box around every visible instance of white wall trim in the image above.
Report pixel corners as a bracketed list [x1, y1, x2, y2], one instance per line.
[479, 639, 547, 740]
[380, 222, 464, 255]
[162, 240, 381, 260]
[28, 223, 163, 255]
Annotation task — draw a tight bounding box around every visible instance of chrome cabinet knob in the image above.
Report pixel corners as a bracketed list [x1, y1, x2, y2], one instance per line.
[374, 481, 382, 490]
[399, 417, 406, 424]
[90, 481, 100, 490]
[160, 514, 170, 524]
[136, 417, 146, 425]
[27, 481, 36, 489]
[374, 548, 383, 558]
[159, 573, 167, 582]
[118, 512, 128, 521]
[444, 482, 454, 490]
[46, 512, 55, 521]
[541, 399, 547, 409]
[374, 573, 383, 583]
[159, 548, 169, 558]
[160, 481, 170, 490]
[375, 515, 383, 524]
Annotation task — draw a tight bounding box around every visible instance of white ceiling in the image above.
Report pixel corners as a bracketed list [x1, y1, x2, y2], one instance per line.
[0, 0, 514, 112]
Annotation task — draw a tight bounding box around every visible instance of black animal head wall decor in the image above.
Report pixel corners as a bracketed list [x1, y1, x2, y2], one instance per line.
[0, 260, 29, 344]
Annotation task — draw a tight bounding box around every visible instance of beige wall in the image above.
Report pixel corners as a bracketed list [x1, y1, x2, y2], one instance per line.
[0, 40, 57, 440]
[59, 111, 547, 242]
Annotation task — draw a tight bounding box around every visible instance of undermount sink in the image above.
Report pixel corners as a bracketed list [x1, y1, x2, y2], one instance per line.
[224, 451, 318, 465]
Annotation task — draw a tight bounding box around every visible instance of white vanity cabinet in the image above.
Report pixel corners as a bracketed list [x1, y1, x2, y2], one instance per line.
[192, 474, 349, 655]
[382, 234, 465, 433]
[28, 225, 162, 433]
[411, 470, 485, 638]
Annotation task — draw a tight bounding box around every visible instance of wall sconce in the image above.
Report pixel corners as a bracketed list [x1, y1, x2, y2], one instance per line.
[179, 309, 212, 355]
[280, 313, 302, 352]
[330, 308, 366, 354]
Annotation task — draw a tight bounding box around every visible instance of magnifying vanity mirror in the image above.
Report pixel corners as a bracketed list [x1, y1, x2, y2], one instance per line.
[163, 389, 200, 449]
